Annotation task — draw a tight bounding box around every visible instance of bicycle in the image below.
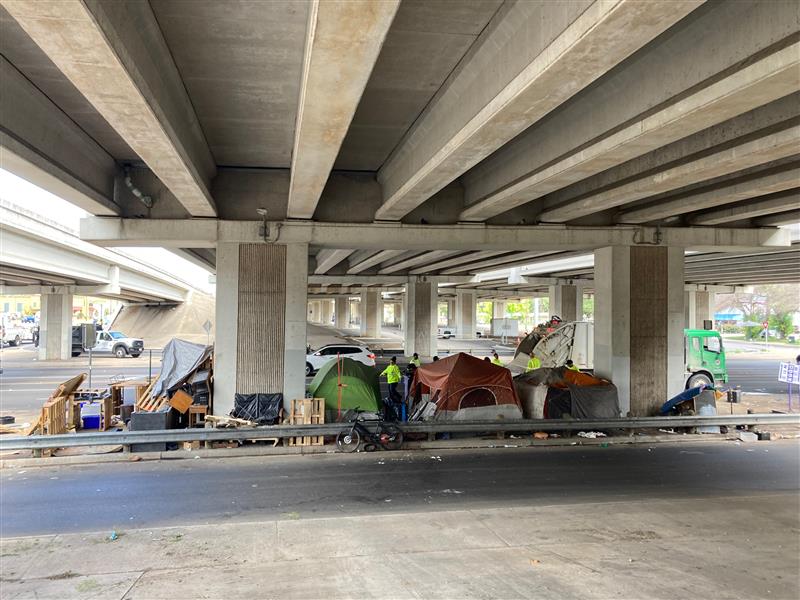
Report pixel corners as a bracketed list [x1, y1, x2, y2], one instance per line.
[336, 413, 404, 452]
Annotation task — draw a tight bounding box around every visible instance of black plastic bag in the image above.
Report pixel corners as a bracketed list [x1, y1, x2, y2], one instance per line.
[232, 393, 283, 425]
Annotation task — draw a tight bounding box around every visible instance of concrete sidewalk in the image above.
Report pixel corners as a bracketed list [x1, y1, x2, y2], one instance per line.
[2, 493, 797, 599]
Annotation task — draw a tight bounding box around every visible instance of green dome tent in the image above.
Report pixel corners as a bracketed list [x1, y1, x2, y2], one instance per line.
[307, 357, 382, 417]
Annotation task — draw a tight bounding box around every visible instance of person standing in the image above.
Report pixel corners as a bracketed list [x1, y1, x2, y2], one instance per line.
[380, 356, 402, 404]
[410, 352, 421, 367]
[491, 352, 503, 366]
[565, 359, 580, 372]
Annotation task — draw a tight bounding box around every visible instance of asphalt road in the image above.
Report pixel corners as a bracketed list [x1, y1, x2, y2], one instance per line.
[1, 441, 797, 537]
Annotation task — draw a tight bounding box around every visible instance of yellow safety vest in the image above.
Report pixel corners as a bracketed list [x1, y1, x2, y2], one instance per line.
[491, 358, 503, 366]
[567, 364, 580, 372]
[381, 364, 402, 384]
[526, 357, 541, 372]
[410, 358, 421, 367]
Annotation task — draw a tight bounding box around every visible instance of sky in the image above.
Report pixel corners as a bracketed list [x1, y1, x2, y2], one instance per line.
[0, 169, 215, 294]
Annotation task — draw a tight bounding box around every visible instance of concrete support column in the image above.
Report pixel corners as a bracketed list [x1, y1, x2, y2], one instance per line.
[395, 300, 403, 329]
[594, 246, 684, 417]
[320, 300, 332, 325]
[334, 297, 349, 329]
[493, 300, 506, 319]
[686, 291, 715, 329]
[548, 284, 580, 322]
[446, 299, 455, 327]
[360, 291, 382, 337]
[214, 242, 308, 416]
[404, 280, 437, 358]
[455, 290, 476, 339]
[38, 291, 73, 360]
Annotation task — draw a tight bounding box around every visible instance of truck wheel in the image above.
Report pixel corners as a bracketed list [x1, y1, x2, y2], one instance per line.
[686, 373, 713, 389]
[10, 335, 20, 346]
[72, 351, 82, 357]
[114, 346, 128, 358]
[306, 362, 314, 376]
[130, 352, 141, 358]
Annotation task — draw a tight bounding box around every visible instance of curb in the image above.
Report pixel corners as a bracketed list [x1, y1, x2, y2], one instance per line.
[0, 432, 759, 470]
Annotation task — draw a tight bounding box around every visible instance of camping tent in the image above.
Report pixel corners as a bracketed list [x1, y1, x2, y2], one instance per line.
[514, 368, 619, 419]
[307, 357, 382, 417]
[410, 352, 523, 420]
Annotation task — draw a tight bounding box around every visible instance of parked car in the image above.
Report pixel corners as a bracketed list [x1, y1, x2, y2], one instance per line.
[437, 328, 453, 339]
[305, 344, 375, 376]
[757, 329, 780, 339]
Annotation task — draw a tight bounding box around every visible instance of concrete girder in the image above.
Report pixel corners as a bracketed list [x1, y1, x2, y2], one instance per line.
[377, 251, 460, 275]
[2, 0, 217, 217]
[0, 56, 119, 215]
[347, 249, 406, 274]
[313, 249, 355, 274]
[537, 122, 800, 223]
[754, 210, 800, 226]
[0, 266, 75, 285]
[80, 218, 793, 253]
[287, 0, 399, 219]
[439, 251, 561, 275]
[690, 189, 800, 225]
[408, 251, 509, 275]
[460, 39, 800, 221]
[619, 164, 800, 224]
[374, 0, 700, 221]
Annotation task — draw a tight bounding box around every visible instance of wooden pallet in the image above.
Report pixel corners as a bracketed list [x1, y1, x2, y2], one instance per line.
[288, 398, 325, 446]
[40, 395, 67, 436]
[136, 395, 169, 412]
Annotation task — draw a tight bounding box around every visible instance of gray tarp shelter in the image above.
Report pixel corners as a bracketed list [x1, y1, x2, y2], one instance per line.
[151, 338, 213, 402]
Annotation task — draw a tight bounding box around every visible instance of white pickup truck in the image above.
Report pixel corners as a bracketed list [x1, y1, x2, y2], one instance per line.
[72, 328, 145, 358]
[0, 319, 33, 347]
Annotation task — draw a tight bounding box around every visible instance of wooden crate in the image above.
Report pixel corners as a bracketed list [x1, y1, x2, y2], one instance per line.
[287, 398, 325, 446]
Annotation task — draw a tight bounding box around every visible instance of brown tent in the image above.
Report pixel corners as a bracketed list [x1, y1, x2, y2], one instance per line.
[410, 353, 523, 420]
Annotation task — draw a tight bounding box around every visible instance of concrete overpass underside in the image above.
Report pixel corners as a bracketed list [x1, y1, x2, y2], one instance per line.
[1, 0, 798, 415]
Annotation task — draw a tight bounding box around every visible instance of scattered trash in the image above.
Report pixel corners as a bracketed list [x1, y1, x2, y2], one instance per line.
[430, 456, 442, 461]
[600, 442, 609, 448]
[441, 489, 464, 494]
[384, 499, 392, 502]
[251, 484, 258, 488]
[108, 531, 118, 541]
[503, 445, 518, 448]
[128, 456, 142, 462]
[533, 431, 549, 440]
[628, 558, 634, 563]
[658, 429, 677, 434]
[530, 559, 541, 566]
[577, 431, 607, 439]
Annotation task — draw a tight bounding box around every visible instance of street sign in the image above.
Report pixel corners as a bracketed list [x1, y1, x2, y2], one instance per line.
[778, 362, 799, 385]
[202, 320, 212, 334]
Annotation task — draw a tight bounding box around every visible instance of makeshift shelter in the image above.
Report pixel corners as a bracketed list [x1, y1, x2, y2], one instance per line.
[409, 353, 523, 420]
[307, 357, 382, 418]
[514, 368, 619, 419]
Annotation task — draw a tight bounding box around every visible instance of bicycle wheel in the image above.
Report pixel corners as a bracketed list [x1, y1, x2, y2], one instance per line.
[336, 428, 361, 453]
[380, 424, 403, 451]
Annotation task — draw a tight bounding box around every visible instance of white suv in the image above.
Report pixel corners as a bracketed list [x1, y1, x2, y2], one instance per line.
[305, 344, 376, 375]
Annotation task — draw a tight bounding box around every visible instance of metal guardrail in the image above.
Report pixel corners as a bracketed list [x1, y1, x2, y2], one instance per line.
[0, 414, 797, 451]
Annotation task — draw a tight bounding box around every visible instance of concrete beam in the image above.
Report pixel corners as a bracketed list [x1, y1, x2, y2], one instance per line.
[378, 251, 459, 275]
[620, 165, 800, 224]
[538, 122, 800, 223]
[347, 250, 406, 274]
[2, 0, 217, 216]
[375, 0, 700, 221]
[460, 39, 800, 221]
[0, 56, 118, 215]
[690, 189, 800, 226]
[313, 249, 354, 275]
[287, 0, 399, 218]
[81, 218, 794, 253]
[408, 251, 508, 275]
[754, 210, 800, 227]
[309, 275, 474, 285]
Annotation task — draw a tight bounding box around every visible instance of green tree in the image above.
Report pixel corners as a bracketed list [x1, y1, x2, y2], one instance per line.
[476, 301, 492, 325]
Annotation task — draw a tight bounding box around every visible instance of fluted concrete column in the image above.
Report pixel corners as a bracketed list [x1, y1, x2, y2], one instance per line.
[335, 297, 349, 328]
[493, 300, 506, 319]
[594, 246, 684, 417]
[38, 290, 73, 360]
[455, 290, 476, 339]
[360, 291, 381, 337]
[404, 280, 437, 358]
[548, 284, 580, 322]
